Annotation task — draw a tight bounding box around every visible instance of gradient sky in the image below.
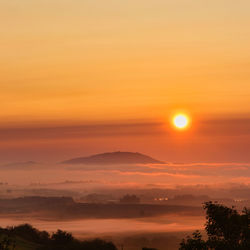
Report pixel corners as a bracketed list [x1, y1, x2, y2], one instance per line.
[1, 1, 250, 162]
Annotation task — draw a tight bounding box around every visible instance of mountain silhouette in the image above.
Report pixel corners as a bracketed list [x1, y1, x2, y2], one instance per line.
[62, 151, 164, 165]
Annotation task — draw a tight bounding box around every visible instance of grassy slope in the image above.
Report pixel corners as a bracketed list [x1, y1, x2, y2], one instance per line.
[0, 234, 39, 250]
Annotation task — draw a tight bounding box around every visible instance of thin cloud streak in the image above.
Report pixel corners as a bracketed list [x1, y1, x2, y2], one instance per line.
[1, 117, 250, 142]
[1, 116, 250, 163]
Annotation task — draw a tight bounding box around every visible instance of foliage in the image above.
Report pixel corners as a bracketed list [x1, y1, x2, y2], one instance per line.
[180, 231, 208, 250]
[0, 225, 117, 250]
[51, 230, 74, 245]
[120, 194, 140, 204]
[7, 224, 49, 245]
[180, 202, 250, 250]
[80, 239, 117, 250]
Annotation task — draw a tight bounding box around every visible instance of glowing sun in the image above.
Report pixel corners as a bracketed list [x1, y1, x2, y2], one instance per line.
[173, 114, 189, 129]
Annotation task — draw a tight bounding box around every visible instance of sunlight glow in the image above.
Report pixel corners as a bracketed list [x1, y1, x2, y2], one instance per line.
[173, 114, 189, 129]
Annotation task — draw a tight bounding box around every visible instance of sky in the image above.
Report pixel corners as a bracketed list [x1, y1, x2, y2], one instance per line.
[1, 0, 250, 162]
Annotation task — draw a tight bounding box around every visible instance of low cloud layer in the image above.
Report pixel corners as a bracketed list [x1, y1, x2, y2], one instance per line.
[0, 162, 249, 191]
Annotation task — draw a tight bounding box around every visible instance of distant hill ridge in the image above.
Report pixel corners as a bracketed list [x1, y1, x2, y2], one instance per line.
[62, 151, 164, 165]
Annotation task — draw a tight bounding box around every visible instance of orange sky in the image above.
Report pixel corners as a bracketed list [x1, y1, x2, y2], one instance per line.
[1, 1, 250, 162]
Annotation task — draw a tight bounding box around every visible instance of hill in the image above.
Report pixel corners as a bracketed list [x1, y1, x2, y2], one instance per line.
[62, 151, 164, 165]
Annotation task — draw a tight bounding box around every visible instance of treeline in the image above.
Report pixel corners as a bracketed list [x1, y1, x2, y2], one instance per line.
[0, 224, 117, 250]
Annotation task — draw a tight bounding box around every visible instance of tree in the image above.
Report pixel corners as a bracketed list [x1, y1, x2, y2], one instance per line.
[180, 231, 208, 250]
[8, 224, 49, 244]
[80, 239, 117, 250]
[51, 230, 74, 245]
[180, 202, 250, 250]
[120, 194, 140, 204]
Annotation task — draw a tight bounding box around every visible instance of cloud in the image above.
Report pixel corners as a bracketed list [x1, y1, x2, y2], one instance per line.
[1, 117, 250, 163]
[0, 121, 164, 142]
[199, 117, 250, 136]
[1, 116, 250, 142]
[56, 162, 250, 189]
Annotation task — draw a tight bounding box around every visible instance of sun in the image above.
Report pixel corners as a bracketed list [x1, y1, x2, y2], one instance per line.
[173, 114, 189, 129]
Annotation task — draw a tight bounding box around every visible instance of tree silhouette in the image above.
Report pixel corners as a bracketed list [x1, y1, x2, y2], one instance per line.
[51, 230, 74, 245]
[180, 202, 250, 250]
[180, 231, 208, 250]
[120, 194, 140, 204]
[8, 224, 49, 244]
